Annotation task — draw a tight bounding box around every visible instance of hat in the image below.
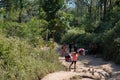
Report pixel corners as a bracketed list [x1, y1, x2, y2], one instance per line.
[77, 48, 85, 55]
[78, 48, 84, 52]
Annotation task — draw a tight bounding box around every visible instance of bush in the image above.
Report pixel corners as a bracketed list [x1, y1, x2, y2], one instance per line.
[101, 20, 120, 62]
[0, 18, 49, 47]
[61, 28, 85, 44]
[0, 34, 64, 80]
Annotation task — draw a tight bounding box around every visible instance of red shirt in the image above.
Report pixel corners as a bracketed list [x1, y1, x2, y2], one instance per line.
[71, 53, 78, 61]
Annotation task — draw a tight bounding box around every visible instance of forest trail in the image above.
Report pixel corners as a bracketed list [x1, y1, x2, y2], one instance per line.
[42, 46, 120, 80]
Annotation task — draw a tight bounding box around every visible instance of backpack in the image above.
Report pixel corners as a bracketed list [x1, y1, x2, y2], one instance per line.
[65, 54, 72, 62]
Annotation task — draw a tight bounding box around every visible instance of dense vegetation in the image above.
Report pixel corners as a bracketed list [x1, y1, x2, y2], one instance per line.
[0, 0, 119, 79]
[62, 0, 120, 64]
[0, 33, 64, 80]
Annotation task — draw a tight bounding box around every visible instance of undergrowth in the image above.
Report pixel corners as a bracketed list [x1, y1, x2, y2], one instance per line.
[0, 34, 64, 80]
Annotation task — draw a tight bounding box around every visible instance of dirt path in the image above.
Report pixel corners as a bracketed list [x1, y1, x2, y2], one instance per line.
[42, 46, 120, 80]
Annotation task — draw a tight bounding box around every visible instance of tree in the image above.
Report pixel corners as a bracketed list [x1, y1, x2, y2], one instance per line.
[42, 0, 65, 21]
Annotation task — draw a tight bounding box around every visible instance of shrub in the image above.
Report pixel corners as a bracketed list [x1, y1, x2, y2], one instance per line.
[101, 20, 120, 62]
[61, 28, 85, 44]
[0, 34, 64, 80]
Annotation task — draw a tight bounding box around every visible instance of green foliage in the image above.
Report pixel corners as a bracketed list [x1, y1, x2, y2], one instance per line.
[56, 10, 74, 27]
[26, 18, 48, 46]
[0, 8, 6, 14]
[26, 17, 48, 37]
[48, 11, 74, 42]
[1, 21, 28, 37]
[61, 28, 85, 44]
[49, 12, 73, 31]
[39, 8, 47, 19]
[0, 18, 48, 47]
[42, 0, 65, 21]
[0, 34, 64, 80]
[96, 20, 120, 62]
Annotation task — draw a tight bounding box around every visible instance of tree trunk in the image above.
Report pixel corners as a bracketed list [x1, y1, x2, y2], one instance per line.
[19, 0, 23, 23]
[89, 0, 92, 19]
[100, 0, 103, 20]
[103, 0, 107, 21]
[109, 0, 112, 8]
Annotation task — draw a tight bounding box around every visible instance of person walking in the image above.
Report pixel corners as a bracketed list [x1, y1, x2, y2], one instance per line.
[69, 42, 73, 53]
[73, 43, 78, 53]
[61, 44, 67, 56]
[69, 48, 85, 72]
